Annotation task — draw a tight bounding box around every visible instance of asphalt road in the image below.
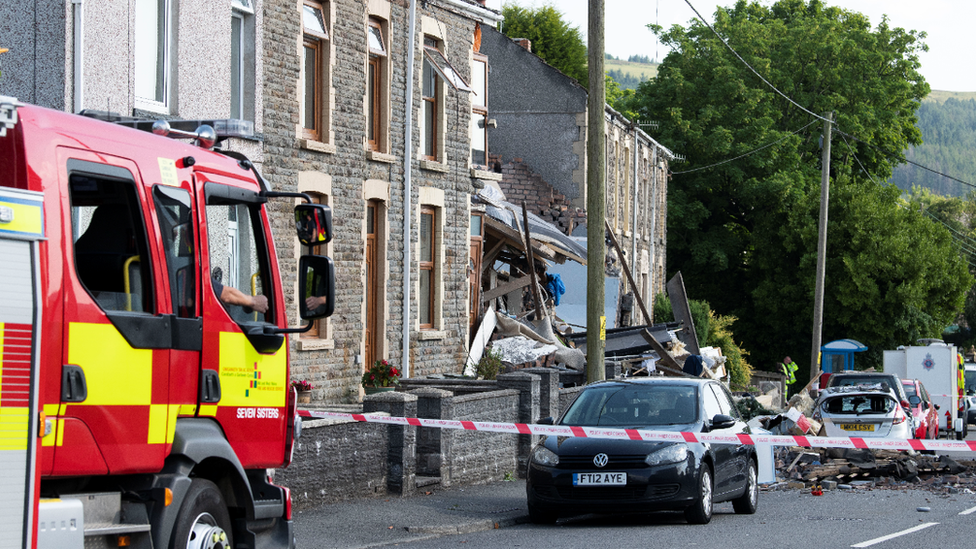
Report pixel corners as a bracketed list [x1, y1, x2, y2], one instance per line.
[384, 488, 976, 549]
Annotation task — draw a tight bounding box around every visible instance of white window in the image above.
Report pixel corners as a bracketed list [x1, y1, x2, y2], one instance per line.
[135, 0, 170, 110]
[231, 0, 256, 120]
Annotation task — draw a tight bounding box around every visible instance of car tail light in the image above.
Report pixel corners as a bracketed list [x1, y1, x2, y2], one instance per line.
[893, 407, 907, 425]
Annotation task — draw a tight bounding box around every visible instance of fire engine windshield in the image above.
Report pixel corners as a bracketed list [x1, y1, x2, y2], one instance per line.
[206, 197, 272, 325]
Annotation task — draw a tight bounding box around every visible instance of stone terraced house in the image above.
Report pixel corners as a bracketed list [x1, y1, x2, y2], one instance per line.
[1, 0, 505, 404]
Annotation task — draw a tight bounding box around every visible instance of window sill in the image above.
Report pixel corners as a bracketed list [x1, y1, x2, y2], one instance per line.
[470, 168, 503, 181]
[297, 338, 335, 351]
[299, 139, 337, 154]
[417, 329, 448, 341]
[420, 159, 448, 173]
[368, 150, 396, 163]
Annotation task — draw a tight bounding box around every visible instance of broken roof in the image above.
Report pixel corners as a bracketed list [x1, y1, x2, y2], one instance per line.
[475, 186, 587, 265]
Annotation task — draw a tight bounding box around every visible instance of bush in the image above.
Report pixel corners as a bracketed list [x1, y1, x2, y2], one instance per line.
[477, 347, 502, 380]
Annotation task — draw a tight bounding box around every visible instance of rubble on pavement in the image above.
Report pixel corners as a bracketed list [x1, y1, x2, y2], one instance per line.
[766, 446, 976, 495]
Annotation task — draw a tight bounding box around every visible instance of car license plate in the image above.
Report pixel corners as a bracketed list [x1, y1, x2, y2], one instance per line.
[573, 472, 627, 486]
[839, 423, 874, 432]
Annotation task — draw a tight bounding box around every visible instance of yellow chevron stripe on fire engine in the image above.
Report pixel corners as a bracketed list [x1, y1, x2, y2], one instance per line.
[67, 322, 152, 406]
[217, 331, 287, 408]
[147, 403, 181, 444]
[0, 406, 28, 451]
[41, 418, 65, 447]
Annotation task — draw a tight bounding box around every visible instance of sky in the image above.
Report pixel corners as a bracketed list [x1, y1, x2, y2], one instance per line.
[483, 0, 974, 92]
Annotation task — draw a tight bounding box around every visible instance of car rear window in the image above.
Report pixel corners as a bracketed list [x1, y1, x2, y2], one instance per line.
[561, 384, 698, 427]
[823, 394, 895, 415]
[829, 375, 896, 392]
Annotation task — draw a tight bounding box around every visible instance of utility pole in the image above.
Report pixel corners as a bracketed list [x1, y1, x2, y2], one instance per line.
[810, 112, 833, 384]
[586, 0, 606, 383]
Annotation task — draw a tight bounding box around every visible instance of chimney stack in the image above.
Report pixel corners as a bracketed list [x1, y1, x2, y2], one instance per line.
[513, 38, 532, 53]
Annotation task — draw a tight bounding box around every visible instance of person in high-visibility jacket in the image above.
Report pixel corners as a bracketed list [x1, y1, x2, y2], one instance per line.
[782, 356, 798, 386]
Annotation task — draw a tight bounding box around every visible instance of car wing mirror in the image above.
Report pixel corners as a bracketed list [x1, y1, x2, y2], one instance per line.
[295, 203, 333, 246]
[711, 414, 736, 430]
[908, 395, 921, 406]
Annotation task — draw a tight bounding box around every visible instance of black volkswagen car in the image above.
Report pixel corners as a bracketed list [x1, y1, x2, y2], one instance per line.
[526, 378, 758, 524]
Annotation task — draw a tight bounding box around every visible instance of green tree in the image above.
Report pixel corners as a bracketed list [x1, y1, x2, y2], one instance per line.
[501, 3, 588, 86]
[631, 0, 971, 375]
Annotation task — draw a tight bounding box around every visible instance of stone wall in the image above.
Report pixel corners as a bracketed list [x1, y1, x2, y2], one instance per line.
[276, 368, 581, 508]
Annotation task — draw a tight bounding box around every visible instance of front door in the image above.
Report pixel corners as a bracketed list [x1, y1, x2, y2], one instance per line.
[468, 212, 484, 337]
[365, 201, 379, 369]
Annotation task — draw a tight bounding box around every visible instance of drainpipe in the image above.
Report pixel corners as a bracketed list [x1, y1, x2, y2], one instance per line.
[72, 0, 84, 112]
[402, 0, 417, 378]
[630, 123, 638, 293]
[649, 146, 659, 303]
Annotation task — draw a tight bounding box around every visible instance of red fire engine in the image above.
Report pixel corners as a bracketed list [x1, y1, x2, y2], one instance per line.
[0, 96, 334, 549]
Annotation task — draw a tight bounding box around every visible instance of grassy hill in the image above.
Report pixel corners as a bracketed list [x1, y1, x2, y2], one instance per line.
[605, 58, 658, 90]
[925, 90, 976, 104]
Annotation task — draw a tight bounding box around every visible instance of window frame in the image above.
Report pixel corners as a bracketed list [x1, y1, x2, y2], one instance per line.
[422, 37, 441, 161]
[230, 0, 256, 121]
[470, 53, 488, 168]
[367, 18, 387, 152]
[419, 205, 436, 329]
[134, 0, 171, 111]
[301, 0, 330, 142]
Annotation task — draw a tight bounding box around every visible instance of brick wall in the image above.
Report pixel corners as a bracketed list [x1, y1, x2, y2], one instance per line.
[492, 154, 587, 236]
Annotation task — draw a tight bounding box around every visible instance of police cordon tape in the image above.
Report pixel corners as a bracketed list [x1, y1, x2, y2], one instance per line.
[298, 410, 976, 453]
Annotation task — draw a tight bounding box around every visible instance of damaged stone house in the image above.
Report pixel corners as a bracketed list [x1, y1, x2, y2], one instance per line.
[478, 25, 673, 330]
[2, 0, 674, 404]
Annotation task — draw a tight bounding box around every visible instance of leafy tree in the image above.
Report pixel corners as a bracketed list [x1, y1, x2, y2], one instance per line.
[631, 0, 971, 377]
[653, 294, 753, 387]
[605, 74, 636, 119]
[501, 4, 588, 86]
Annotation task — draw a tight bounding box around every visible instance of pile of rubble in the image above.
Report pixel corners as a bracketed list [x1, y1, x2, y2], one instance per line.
[769, 447, 976, 495]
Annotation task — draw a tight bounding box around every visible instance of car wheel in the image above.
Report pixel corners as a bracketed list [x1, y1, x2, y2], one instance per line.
[731, 459, 758, 514]
[527, 502, 558, 525]
[685, 463, 713, 525]
[170, 479, 233, 549]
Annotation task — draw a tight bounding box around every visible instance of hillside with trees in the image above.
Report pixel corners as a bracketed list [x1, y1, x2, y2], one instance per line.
[889, 96, 976, 197]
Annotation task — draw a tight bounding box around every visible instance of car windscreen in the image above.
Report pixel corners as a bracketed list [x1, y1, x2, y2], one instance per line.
[560, 384, 698, 427]
[823, 394, 896, 415]
[902, 383, 917, 399]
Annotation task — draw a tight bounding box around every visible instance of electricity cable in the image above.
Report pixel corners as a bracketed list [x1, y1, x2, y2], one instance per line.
[670, 119, 819, 175]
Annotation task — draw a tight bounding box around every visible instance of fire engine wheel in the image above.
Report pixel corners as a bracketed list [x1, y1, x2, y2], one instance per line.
[171, 479, 234, 549]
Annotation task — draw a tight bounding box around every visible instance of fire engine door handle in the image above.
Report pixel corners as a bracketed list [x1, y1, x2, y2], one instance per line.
[200, 370, 221, 403]
[61, 364, 88, 402]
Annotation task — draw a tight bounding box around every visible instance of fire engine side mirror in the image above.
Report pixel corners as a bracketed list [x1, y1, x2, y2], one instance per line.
[299, 254, 335, 320]
[295, 203, 332, 247]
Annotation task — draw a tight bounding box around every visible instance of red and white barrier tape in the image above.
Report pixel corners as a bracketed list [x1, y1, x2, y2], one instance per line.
[298, 410, 976, 452]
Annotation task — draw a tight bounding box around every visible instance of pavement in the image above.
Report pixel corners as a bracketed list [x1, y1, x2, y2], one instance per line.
[292, 479, 530, 549]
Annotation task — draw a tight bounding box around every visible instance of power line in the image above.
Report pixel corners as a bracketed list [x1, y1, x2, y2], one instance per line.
[835, 129, 976, 191]
[671, 119, 819, 175]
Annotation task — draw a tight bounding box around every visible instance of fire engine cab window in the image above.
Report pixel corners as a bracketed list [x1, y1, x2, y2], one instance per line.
[70, 174, 154, 313]
[154, 186, 196, 318]
[206, 201, 271, 324]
